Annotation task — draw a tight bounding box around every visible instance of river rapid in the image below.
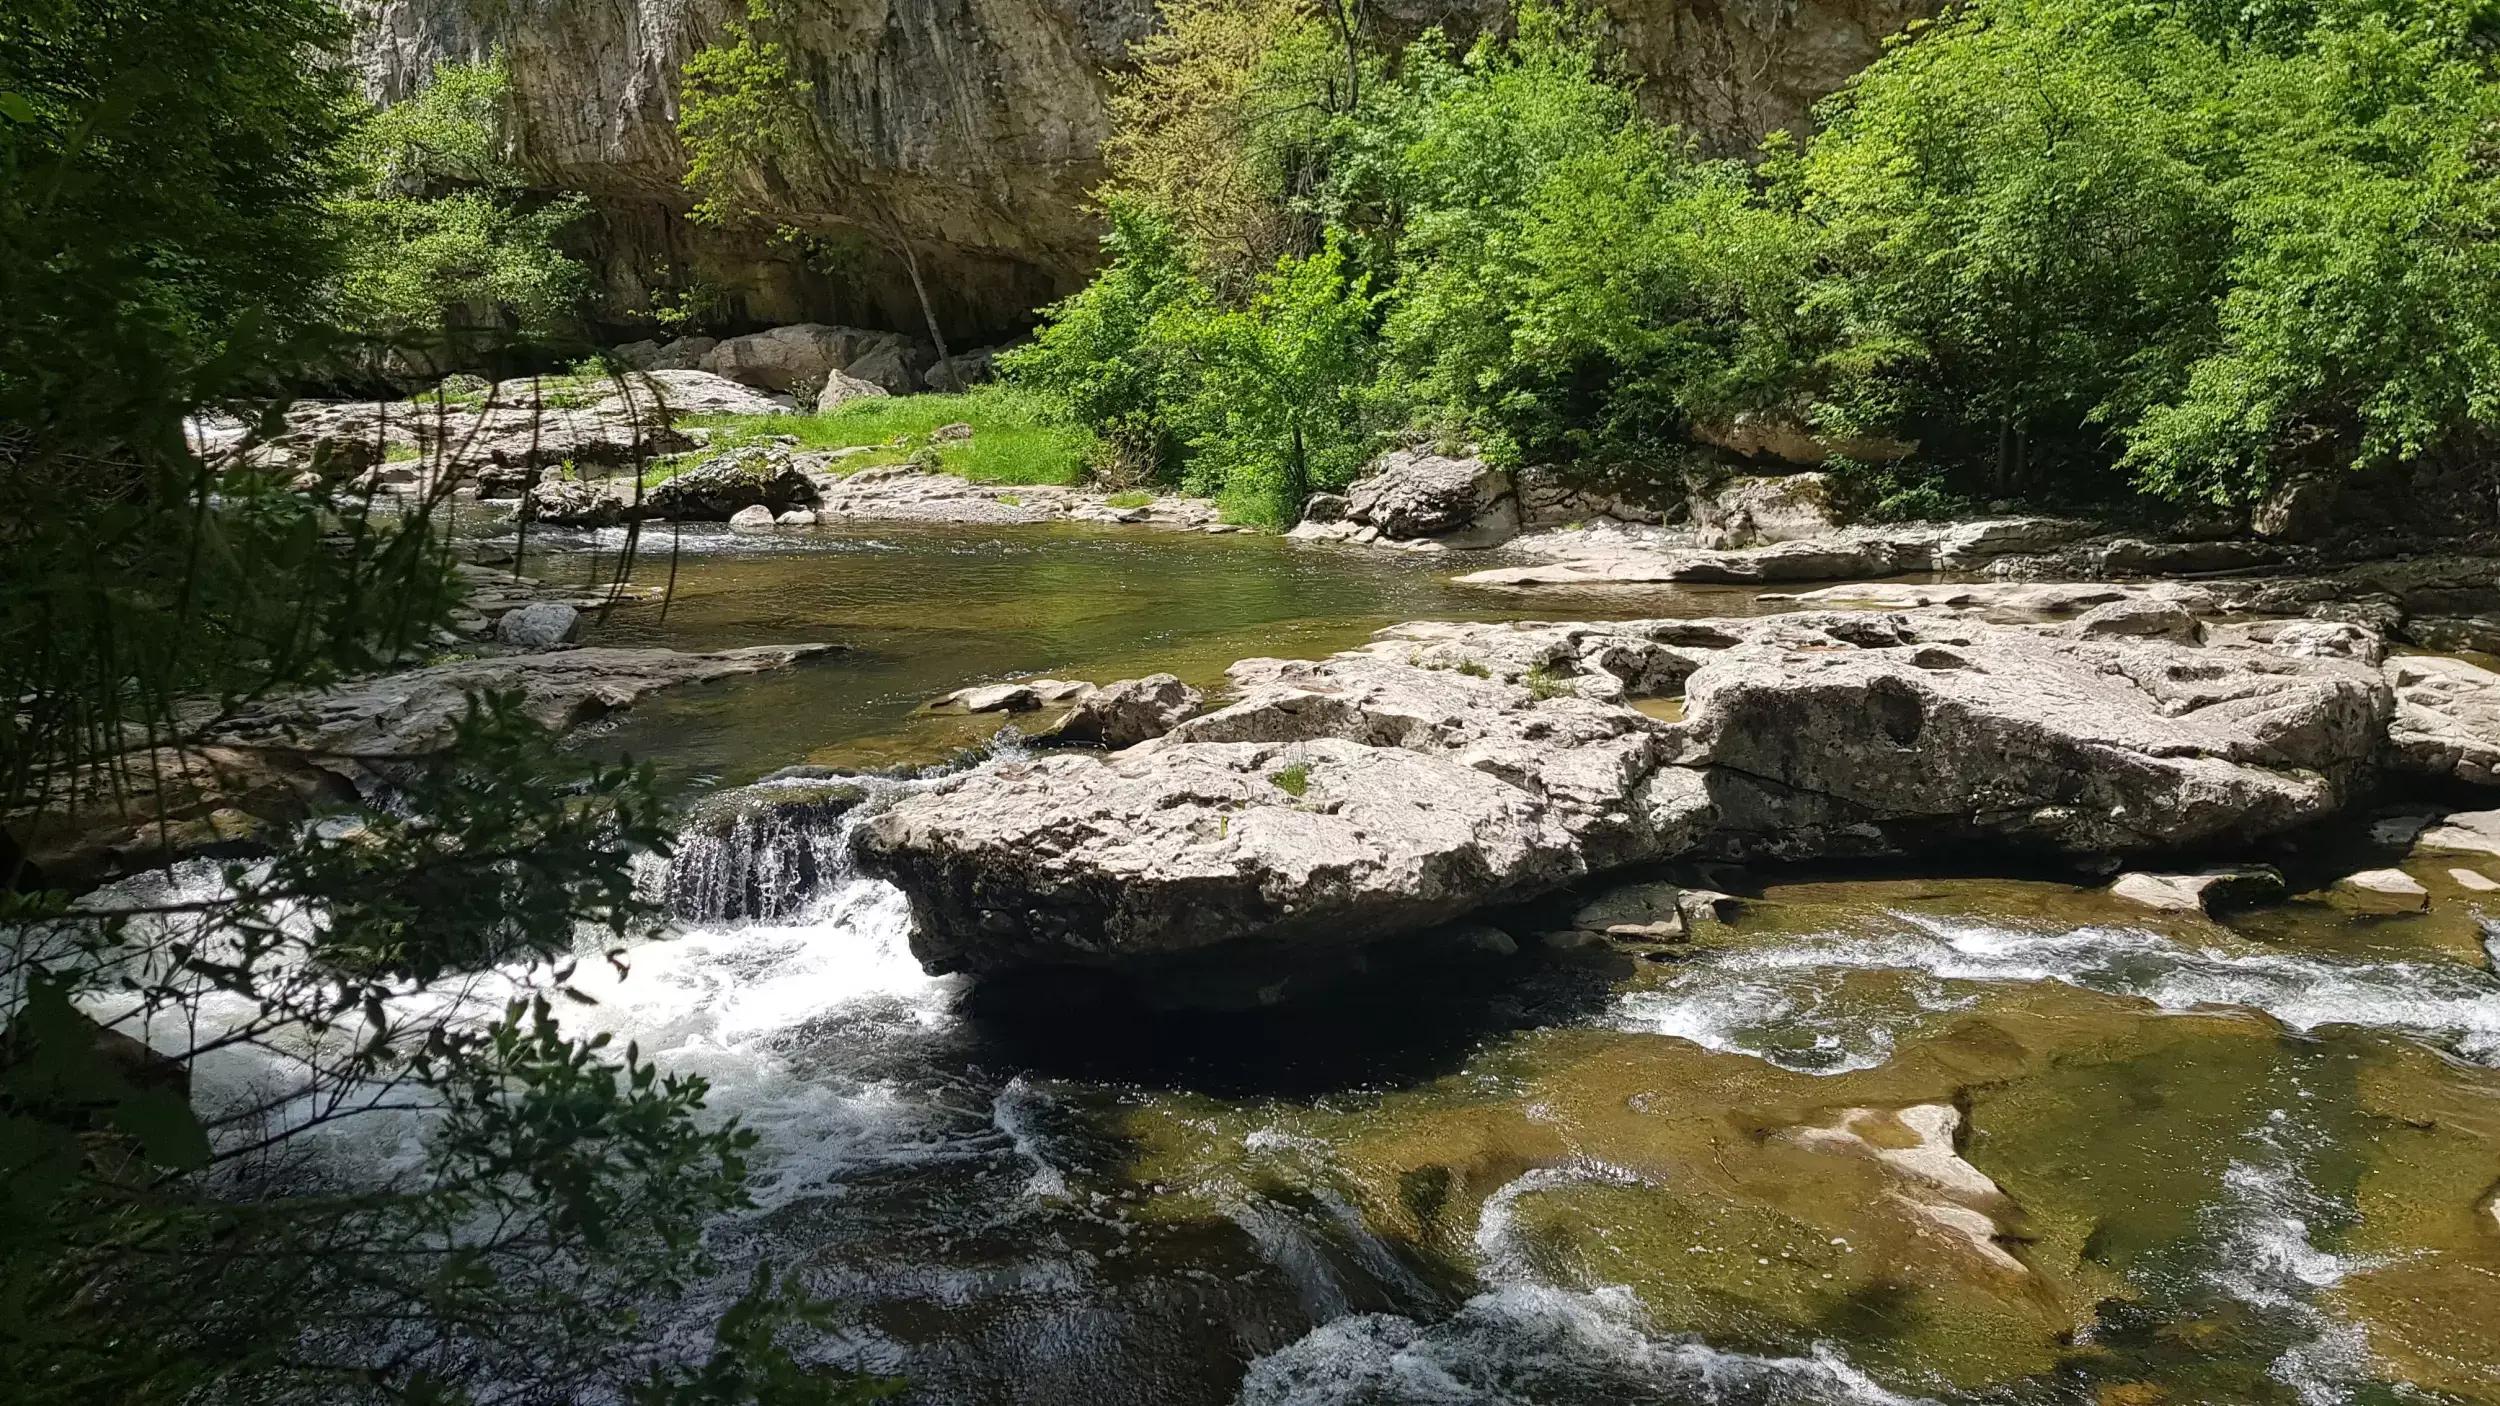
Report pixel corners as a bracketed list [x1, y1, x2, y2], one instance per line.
[222, 523, 2500, 1401]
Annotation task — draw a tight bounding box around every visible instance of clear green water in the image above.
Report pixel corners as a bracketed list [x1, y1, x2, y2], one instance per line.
[496, 522, 2500, 1406]
[524, 520, 1783, 788]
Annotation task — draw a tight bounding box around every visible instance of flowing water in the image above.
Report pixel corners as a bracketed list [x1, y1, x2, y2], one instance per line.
[205, 524, 2500, 1399]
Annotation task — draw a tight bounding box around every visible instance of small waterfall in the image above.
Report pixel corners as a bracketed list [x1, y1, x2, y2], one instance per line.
[658, 742, 1014, 924]
[661, 775, 871, 923]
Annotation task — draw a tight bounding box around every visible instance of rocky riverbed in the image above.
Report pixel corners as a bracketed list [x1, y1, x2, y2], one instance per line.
[44, 511, 2500, 1405]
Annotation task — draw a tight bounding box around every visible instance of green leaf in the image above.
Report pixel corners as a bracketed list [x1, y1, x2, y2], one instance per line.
[0, 91, 35, 123]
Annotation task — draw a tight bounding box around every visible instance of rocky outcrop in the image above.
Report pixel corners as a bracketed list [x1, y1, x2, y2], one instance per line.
[856, 612, 2400, 977]
[2388, 656, 2500, 787]
[350, 0, 1936, 340]
[1032, 674, 1202, 748]
[13, 644, 836, 890]
[222, 371, 792, 494]
[811, 467, 1224, 529]
[646, 447, 820, 521]
[1291, 448, 1521, 549]
[1689, 410, 1914, 467]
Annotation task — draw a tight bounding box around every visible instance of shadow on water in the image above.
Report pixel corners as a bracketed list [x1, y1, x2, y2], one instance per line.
[957, 943, 1624, 1100]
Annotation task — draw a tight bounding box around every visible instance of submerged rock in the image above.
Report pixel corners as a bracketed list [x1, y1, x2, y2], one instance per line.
[2333, 867, 2431, 912]
[2417, 809, 2500, 857]
[2108, 867, 2284, 915]
[858, 613, 2393, 978]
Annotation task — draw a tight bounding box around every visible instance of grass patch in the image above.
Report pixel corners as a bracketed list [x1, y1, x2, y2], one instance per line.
[383, 441, 422, 463]
[1522, 664, 1574, 701]
[1453, 659, 1491, 679]
[1268, 762, 1312, 799]
[1103, 489, 1157, 508]
[685, 385, 1090, 486]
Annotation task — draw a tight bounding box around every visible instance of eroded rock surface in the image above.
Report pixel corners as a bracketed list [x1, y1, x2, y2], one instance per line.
[857, 612, 2398, 975]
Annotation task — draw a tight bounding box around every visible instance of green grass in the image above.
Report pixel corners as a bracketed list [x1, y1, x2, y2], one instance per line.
[685, 385, 1090, 487]
[383, 441, 422, 463]
[1268, 762, 1312, 799]
[1103, 489, 1157, 509]
[1453, 659, 1492, 679]
[1522, 664, 1574, 701]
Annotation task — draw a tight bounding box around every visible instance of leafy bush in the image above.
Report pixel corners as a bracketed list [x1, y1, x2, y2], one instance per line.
[1002, 201, 1212, 483]
[330, 57, 590, 366]
[1025, 0, 2500, 517]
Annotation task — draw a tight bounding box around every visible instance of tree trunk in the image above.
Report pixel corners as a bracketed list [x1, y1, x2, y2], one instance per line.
[891, 231, 952, 385]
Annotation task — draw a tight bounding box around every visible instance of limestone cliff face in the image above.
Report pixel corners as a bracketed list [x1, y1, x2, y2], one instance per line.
[350, 0, 1927, 342]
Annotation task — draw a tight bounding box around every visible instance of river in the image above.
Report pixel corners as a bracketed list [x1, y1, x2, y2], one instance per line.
[309, 521, 2500, 1401]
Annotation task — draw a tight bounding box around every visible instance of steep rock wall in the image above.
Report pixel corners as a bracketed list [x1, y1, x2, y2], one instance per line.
[349, 0, 1929, 342]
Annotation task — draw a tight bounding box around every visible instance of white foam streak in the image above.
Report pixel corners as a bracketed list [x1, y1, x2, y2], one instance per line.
[1617, 911, 2500, 1071]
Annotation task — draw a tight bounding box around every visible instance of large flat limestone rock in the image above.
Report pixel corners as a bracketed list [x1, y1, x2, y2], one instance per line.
[857, 612, 2399, 976]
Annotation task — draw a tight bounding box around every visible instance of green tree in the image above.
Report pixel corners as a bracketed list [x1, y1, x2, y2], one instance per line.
[1173, 235, 1379, 524]
[1000, 201, 1212, 482]
[330, 57, 592, 376]
[1799, 0, 2234, 494]
[2118, 0, 2500, 502]
[3, 3, 880, 1402]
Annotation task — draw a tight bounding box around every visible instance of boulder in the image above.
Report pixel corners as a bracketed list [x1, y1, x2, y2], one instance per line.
[856, 737, 1589, 974]
[1687, 472, 1843, 546]
[859, 612, 2390, 980]
[1341, 448, 1518, 543]
[2068, 598, 2201, 641]
[702, 324, 867, 392]
[523, 476, 635, 528]
[775, 508, 819, 526]
[644, 447, 820, 521]
[925, 345, 1002, 391]
[931, 679, 1093, 714]
[649, 336, 719, 371]
[2417, 809, 2500, 857]
[494, 602, 579, 649]
[611, 339, 663, 370]
[817, 369, 891, 412]
[2387, 657, 2500, 786]
[728, 504, 776, 530]
[931, 422, 975, 443]
[2332, 867, 2429, 912]
[842, 338, 927, 394]
[2452, 867, 2500, 893]
[602, 368, 799, 418]
[1034, 674, 1202, 748]
[1300, 492, 1350, 525]
[2108, 867, 2284, 915]
[1567, 881, 1688, 941]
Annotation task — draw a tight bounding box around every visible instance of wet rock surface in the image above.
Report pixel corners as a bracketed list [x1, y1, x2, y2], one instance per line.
[857, 611, 2406, 975]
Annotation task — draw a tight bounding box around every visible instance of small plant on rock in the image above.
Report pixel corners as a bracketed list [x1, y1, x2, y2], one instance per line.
[1268, 762, 1312, 798]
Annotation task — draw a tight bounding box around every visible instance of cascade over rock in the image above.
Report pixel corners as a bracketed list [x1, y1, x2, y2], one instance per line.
[350, 0, 1939, 339]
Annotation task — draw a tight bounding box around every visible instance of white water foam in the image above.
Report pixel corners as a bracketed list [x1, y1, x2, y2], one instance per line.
[1236, 1160, 1927, 1405]
[1617, 911, 2500, 1071]
[1235, 1285, 1930, 1406]
[2201, 1112, 2390, 1406]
